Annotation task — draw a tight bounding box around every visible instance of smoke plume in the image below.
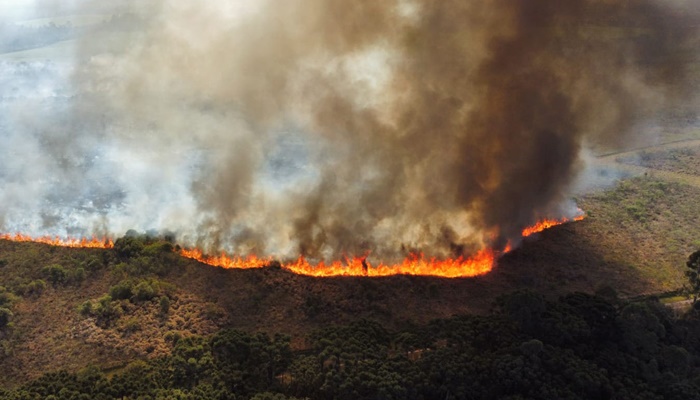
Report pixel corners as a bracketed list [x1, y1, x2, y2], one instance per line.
[1, 0, 698, 260]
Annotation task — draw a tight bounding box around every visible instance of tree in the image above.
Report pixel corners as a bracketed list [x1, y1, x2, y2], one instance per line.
[0, 308, 12, 328]
[42, 264, 68, 286]
[685, 249, 700, 304]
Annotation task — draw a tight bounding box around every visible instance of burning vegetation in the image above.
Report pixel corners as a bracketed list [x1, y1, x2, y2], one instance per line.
[0, 234, 114, 249]
[0, 214, 583, 278]
[1, 1, 697, 263]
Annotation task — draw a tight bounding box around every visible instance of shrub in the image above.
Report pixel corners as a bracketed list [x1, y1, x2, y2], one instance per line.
[0, 287, 16, 308]
[122, 317, 141, 334]
[94, 295, 121, 324]
[78, 300, 93, 316]
[26, 279, 46, 296]
[109, 281, 134, 301]
[114, 236, 145, 260]
[133, 281, 156, 302]
[0, 307, 13, 328]
[159, 296, 171, 315]
[42, 264, 68, 286]
[72, 267, 86, 284]
[83, 256, 103, 272]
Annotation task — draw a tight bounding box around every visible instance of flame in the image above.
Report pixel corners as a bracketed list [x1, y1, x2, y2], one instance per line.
[284, 249, 496, 278]
[0, 213, 584, 278]
[178, 213, 585, 278]
[178, 248, 270, 269]
[521, 214, 586, 237]
[0, 233, 114, 248]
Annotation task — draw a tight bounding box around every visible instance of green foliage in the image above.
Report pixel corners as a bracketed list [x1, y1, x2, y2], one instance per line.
[686, 249, 700, 302]
[111, 233, 179, 277]
[15, 279, 46, 297]
[159, 296, 170, 315]
[10, 292, 700, 399]
[121, 317, 141, 334]
[113, 235, 145, 260]
[108, 280, 134, 301]
[78, 300, 93, 316]
[0, 287, 17, 308]
[41, 263, 87, 287]
[107, 278, 171, 304]
[83, 256, 104, 273]
[133, 280, 156, 302]
[79, 295, 122, 327]
[73, 267, 86, 283]
[42, 264, 68, 286]
[0, 307, 12, 329]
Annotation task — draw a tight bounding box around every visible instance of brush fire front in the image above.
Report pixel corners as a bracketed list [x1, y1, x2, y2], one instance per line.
[0, 215, 583, 278]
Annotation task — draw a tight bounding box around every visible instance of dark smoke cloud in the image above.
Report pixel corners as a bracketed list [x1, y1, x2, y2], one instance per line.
[1, 0, 698, 260]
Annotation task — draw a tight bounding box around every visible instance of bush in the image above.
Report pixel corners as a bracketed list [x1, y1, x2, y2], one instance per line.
[72, 267, 86, 284]
[160, 296, 171, 315]
[78, 300, 93, 316]
[0, 307, 13, 328]
[26, 279, 46, 296]
[121, 317, 141, 334]
[109, 281, 134, 301]
[0, 287, 16, 308]
[42, 264, 68, 286]
[113, 236, 145, 260]
[94, 295, 121, 324]
[133, 281, 156, 302]
[83, 256, 103, 272]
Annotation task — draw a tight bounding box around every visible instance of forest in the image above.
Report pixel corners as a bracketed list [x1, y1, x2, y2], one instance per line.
[2, 284, 700, 399]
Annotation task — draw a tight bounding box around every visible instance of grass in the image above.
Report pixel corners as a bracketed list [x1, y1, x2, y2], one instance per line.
[579, 176, 700, 291]
[619, 145, 700, 176]
[660, 295, 690, 304]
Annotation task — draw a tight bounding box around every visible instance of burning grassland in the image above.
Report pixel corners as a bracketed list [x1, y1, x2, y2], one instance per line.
[0, 233, 114, 249]
[0, 214, 584, 278]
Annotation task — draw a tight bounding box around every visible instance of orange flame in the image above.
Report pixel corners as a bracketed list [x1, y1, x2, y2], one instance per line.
[521, 214, 586, 237]
[290, 250, 496, 278]
[0, 213, 584, 278]
[178, 214, 585, 278]
[0, 233, 114, 248]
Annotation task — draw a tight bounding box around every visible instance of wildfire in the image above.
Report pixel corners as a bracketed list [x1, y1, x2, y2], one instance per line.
[0, 213, 584, 278]
[178, 213, 585, 278]
[0, 233, 114, 249]
[521, 214, 586, 237]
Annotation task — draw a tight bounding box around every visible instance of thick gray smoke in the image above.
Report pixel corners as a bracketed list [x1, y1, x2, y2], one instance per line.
[1, 0, 698, 260]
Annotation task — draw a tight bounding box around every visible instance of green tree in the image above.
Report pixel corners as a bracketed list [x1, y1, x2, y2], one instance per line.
[0, 307, 12, 328]
[109, 280, 134, 300]
[42, 264, 68, 285]
[159, 296, 170, 315]
[685, 249, 700, 303]
[133, 280, 156, 301]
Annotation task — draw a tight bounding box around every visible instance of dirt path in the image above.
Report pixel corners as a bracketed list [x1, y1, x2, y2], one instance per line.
[597, 138, 700, 160]
[594, 138, 700, 188]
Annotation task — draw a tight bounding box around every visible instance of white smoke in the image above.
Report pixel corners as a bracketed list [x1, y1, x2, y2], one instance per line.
[0, 0, 698, 261]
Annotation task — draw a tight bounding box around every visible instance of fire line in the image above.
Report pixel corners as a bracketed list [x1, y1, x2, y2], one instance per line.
[0, 214, 584, 278]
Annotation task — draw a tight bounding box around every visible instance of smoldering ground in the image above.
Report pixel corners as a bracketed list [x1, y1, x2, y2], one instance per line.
[0, 0, 698, 261]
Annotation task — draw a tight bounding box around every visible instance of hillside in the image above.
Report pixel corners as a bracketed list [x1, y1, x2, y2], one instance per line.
[0, 170, 699, 388]
[3, 134, 700, 391]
